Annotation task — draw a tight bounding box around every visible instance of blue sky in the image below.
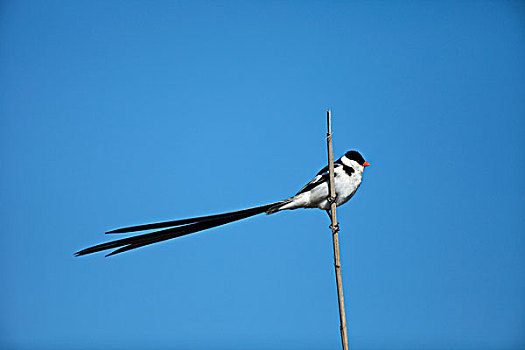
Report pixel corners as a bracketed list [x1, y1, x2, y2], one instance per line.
[1, 1, 524, 349]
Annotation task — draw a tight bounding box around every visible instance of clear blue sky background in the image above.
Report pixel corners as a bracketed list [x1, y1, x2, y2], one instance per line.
[1, 1, 524, 349]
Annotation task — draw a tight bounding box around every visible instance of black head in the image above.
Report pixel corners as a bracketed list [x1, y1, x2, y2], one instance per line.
[344, 150, 369, 167]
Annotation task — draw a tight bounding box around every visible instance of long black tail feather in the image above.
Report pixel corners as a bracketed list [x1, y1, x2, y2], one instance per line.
[75, 201, 283, 257]
[106, 203, 283, 234]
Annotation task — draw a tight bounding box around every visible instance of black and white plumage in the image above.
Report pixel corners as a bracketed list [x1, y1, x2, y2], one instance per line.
[75, 150, 370, 257]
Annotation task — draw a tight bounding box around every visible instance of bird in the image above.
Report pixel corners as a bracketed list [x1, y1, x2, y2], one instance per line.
[75, 150, 370, 257]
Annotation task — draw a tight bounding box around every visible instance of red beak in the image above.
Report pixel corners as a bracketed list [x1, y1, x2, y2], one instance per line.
[363, 161, 370, 167]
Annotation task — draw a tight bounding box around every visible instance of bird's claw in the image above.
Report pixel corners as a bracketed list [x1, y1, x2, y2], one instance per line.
[329, 223, 340, 232]
[327, 196, 337, 204]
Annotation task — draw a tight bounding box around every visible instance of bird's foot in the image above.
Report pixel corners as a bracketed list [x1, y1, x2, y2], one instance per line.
[329, 223, 340, 232]
[327, 196, 337, 205]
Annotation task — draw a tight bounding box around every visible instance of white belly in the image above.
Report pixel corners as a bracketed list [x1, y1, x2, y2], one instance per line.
[280, 169, 363, 211]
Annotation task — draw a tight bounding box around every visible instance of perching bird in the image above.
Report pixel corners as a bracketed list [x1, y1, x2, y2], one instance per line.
[75, 150, 370, 257]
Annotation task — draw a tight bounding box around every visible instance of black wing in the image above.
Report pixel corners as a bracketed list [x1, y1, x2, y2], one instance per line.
[295, 162, 344, 195]
[295, 156, 355, 196]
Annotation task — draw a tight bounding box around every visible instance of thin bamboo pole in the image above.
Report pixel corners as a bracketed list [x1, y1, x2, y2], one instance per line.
[326, 110, 349, 350]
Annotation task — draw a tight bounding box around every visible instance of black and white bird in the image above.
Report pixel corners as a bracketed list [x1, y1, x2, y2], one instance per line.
[75, 150, 370, 257]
